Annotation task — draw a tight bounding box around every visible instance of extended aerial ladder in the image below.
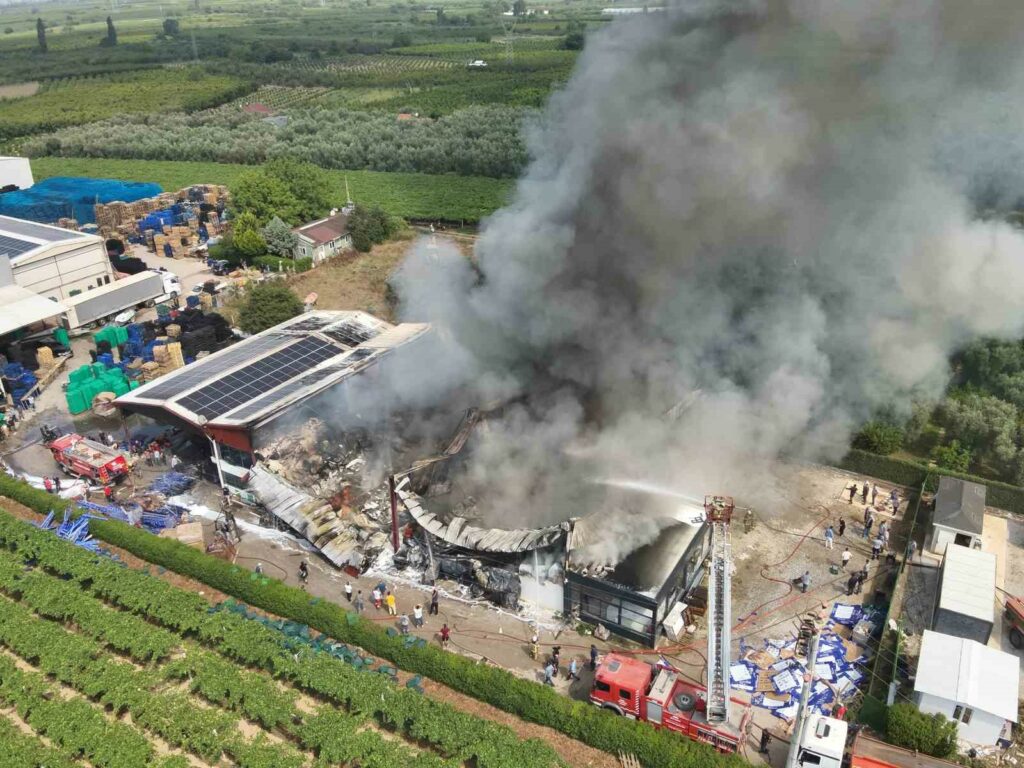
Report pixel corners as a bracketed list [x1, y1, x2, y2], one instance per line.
[704, 495, 735, 725]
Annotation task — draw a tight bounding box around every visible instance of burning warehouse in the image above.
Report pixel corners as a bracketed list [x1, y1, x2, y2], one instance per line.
[392, 407, 715, 647]
[115, 310, 432, 564]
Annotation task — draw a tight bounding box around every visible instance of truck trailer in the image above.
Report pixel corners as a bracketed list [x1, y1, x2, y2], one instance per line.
[796, 715, 963, 768]
[61, 270, 181, 330]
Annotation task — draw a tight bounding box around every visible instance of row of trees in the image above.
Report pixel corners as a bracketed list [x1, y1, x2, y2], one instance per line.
[853, 337, 1024, 485]
[25, 105, 530, 179]
[34, 16, 179, 53]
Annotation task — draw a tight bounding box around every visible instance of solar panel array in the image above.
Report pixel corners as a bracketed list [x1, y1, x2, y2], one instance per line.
[0, 235, 39, 259]
[0, 216, 82, 242]
[140, 333, 294, 400]
[323, 319, 381, 347]
[178, 337, 340, 419]
[226, 356, 371, 421]
[285, 315, 336, 332]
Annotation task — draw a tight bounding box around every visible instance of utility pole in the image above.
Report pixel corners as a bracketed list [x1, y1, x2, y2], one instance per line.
[501, 17, 517, 64]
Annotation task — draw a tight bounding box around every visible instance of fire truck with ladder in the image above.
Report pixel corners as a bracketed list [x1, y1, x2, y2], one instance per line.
[46, 431, 129, 484]
[589, 495, 751, 753]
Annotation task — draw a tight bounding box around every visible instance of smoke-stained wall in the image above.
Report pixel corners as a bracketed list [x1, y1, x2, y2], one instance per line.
[391, 0, 1024, 541]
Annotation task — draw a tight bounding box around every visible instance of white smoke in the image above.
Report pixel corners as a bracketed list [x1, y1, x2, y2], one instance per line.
[391, 0, 1024, 552]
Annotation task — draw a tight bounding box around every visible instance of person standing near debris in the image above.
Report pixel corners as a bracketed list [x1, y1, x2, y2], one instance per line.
[846, 572, 858, 596]
[399, 613, 410, 635]
[344, 581, 353, 603]
[298, 560, 309, 587]
[798, 570, 810, 593]
[551, 645, 561, 676]
[43, 476, 53, 494]
[255, 562, 264, 576]
[413, 604, 424, 628]
[386, 591, 397, 616]
[530, 633, 540, 660]
[590, 644, 599, 671]
[861, 482, 869, 503]
[759, 728, 772, 754]
[841, 547, 852, 570]
[103, 485, 113, 502]
[838, 517, 846, 537]
[440, 623, 450, 650]
[53, 475, 61, 493]
[906, 539, 918, 563]
[377, 579, 387, 596]
[848, 483, 857, 502]
[824, 524, 834, 550]
[870, 484, 878, 506]
[568, 657, 580, 681]
[870, 535, 882, 560]
[372, 587, 382, 610]
[170, 453, 181, 470]
[863, 508, 873, 539]
[429, 588, 439, 616]
[543, 662, 555, 686]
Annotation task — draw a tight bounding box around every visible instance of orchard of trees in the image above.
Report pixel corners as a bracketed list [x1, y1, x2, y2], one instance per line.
[854, 337, 1024, 486]
[25, 105, 529, 179]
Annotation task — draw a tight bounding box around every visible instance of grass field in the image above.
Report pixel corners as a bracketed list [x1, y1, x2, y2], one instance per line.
[31, 156, 514, 222]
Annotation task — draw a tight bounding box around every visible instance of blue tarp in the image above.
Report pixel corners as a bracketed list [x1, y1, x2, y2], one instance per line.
[0, 176, 162, 225]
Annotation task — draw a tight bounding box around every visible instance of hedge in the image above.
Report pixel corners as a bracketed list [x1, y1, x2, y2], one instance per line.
[0, 474, 744, 768]
[836, 448, 1024, 514]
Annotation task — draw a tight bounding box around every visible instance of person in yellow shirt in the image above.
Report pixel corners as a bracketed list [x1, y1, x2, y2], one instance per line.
[386, 591, 397, 616]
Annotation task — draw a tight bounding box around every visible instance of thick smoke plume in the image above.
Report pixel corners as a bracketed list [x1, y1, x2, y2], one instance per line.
[392, 0, 1024, 557]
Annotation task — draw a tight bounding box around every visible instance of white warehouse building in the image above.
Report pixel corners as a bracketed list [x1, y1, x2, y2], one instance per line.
[914, 630, 1018, 746]
[0, 215, 113, 301]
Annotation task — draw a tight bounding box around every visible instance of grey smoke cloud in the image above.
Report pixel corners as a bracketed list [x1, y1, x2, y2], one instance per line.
[393, 0, 1024, 542]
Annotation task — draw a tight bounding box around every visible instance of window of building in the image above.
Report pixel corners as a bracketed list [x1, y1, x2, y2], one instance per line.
[953, 705, 963, 721]
[962, 708, 973, 724]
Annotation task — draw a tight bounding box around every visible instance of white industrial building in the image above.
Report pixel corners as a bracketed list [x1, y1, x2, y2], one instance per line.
[0, 215, 112, 301]
[914, 630, 1018, 746]
[932, 544, 996, 644]
[0, 157, 33, 190]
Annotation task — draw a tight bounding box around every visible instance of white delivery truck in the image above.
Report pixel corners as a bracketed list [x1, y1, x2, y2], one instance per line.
[61, 270, 181, 330]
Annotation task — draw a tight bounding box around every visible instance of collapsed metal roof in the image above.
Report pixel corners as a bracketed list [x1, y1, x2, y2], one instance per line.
[397, 486, 567, 553]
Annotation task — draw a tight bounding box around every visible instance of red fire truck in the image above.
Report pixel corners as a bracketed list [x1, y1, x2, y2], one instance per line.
[590, 654, 748, 753]
[47, 433, 129, 484]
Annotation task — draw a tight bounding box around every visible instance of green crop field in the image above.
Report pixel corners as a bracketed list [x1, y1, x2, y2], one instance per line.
[0, 507, 565, 768]
[32, 157, 514, 222]
[0, 69, 249, 140]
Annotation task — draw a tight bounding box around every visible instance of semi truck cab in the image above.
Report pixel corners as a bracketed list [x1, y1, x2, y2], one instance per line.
[796, 715, 848, 768]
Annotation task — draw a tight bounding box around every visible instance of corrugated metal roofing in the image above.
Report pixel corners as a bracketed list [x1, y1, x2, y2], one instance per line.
[934, 476, 985, 534]
[398, 488, 566, 553]
[0, 285, 66, 335]
[247, 466, 364, 568]
[915, 630, 1018, 722]
[938, 544, 995, 623]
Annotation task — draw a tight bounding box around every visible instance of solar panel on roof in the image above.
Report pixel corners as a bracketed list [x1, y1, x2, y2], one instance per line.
[285, 315, 335, 332]
[0, 216, 82, 242]
[0, 234, 38, 259]
[138, 333, 294, 400]
[322, 319, 381, 347]
[225, 359, 360, 421]
[179, 337, 341, 420]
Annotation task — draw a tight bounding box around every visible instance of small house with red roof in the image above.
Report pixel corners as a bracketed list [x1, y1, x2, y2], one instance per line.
[292, 211, 352, 264]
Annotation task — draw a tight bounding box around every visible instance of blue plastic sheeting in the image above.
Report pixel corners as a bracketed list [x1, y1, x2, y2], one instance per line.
[0, 177, 162, 225]
[147, 471, 196, 496]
